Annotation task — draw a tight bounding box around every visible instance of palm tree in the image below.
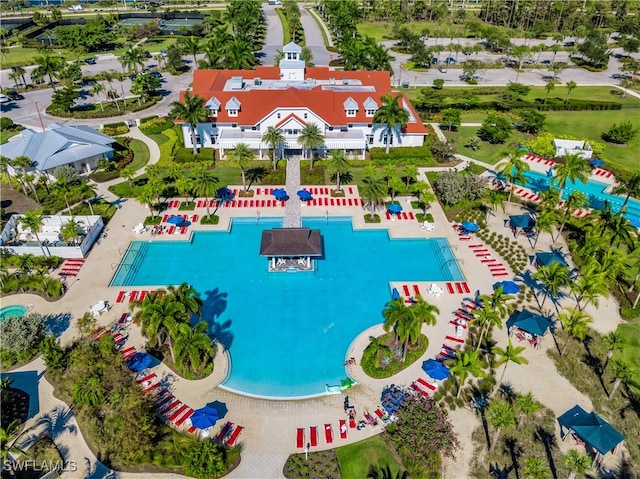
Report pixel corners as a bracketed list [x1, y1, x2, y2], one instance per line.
[1, 419, 27, 463]
[170, 92, 208, 155]
[493, 340, 528, 388]
[262, 126, 286, 171]
[91, 82, 104, 111]
[609, 359, 633, 399]
[60, 217, 82, 246]
[298, 123, 324, 170]
[570, 267, 607, 311]
[32, 54, 63, 89]
[500, 151, 530, 203]
[328, 150, 350, 192]
[173, 321, 215, 374]
[402, 164, 418, 189]
[192, 167, 218, 218]
[411, 180, 436, 213]
[558, 307, 593, 356]
[226, 38, 258, 69]
[602, 331, 623, 377]
[19, 211, 48, 257]
[382, 298, 409, 346]
[557, 190, 587, 238]
[486, 400, 517, 451]
[484, 188, 506, 221]
[543, 78, 557, 104]
[514, 392, 541, 428]
[532, 209, 558, 249]
[533, 262, 570, 308]
[374, 93, 410, 154]
[180, 36, 200, 65]
[388, 177, 404, 202]
[368, 336, 390, 368]
[367, 464, 408, 479]
[522, 457, 549, 479]
[175, 175, 194, 204]
[611, 172, 640, 210]
[360, 173, 386, 215]
[565, 80, 577, 103]
[471, 305, 502, 351]
[119, 46, 146, 73]
[552, 154, 590, 200]
[396, 310, 423, 362]
[449, 350, 486, 399]
[168, 282, 203, 321]
[120, 166, 135, 193]
[564, 450, 591, 479]
[228, 143, 255, 192]
[137, 185, 157, 218]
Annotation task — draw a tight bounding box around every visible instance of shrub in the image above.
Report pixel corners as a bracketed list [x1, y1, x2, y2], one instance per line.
[0, 116, 14, 130]
[101, 121, 129, 136]
[602, 121, 638, 144]
[369, 144, 433, 162]
[433, 170, 487, 206]
[159, 128, 178, 161]
[477, 112, 512, 144]
[140, 116, 174, 134]
[0, 313, 46, 366]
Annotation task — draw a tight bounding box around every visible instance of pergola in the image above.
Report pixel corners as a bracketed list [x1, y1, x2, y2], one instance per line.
[260, 228, 323, 271]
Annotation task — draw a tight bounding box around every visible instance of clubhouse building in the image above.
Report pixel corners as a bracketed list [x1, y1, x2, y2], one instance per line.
[177, 42, 427, 160]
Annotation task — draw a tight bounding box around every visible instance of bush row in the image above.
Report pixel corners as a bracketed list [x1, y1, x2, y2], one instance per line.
[369, 144, 433, 161]
[101, 121, 129, 136]
[417, 98, 623, 113]
[48, 96, 162, 119]
[140, 116, 174, 135]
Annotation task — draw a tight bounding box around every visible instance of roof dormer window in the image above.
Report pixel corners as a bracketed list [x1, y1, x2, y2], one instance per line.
[228, 109, 238, 117]
[346, 109, 357, 117]
[343, 96, 358, 118]
[363, 97, 378, 117]
[225, 96, 241, 118]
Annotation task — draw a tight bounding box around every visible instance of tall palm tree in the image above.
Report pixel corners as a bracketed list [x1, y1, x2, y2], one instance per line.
[0, 419, 26, 464]
[262, 126, 286, 171]
[226, 38, 258, 69]
[297, 123, 324, 170]
[608, 359, 633, 399]
[522, 457, 549, 479]
[471, 305, 502, 351]
[564, 80, 577, 104]
[137, 185, 157, 218]
[492, 340, 528, 387]
[532, 208, 558, 249]
[564, 450, 591, 479]
[396, 311, 423, 363]
[570, 266, 607, 311]
[484, 188, 506, 221]
[179, 36, 201, 65]
[228, 143, 255, 192]
[374, 93, 410, 154]
[557, 190, 587, 238]
[360, 173, 386, 215]
[32, 54, 63, 89]
[448, 350, 486, 399]
[91, 82, 104, 111]
[602, 331, 623, 379]
[173, 321, 215, 374]
[367, 464, 408, 479]
[328, 150, 350, 192]
[119, 46, 146, 73]
[192, 167, 218, 218]
[19, 211, 48, 257]
[382, 298, 409, 346]
[514, 392, 541, 428]
[533, 262, 570, 308]
[558, 307, 593, 356]
[368, 336, 390, 368]
[486, 400, 517, 452]
[175, 175, 194, 204]
[168, 282, 203, 321]
[170, 92, 208, 155]
[552, 153, 590, 200]
[611, 172, 640, 210]
[120, 166, 136, 194]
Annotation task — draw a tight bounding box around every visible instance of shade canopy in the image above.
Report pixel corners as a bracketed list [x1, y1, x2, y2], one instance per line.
[166, 215, 183, 224]
[297, 190, 312, 200]
[190, 406, 219, 429]
[590, 159, 605, 167]
[630, 218, 640, 228]
[126, 352, 152, 372]
[216, 187, 233, 198]
[558, 405, 624, 455]
[493, 281, 520, 294]
[461, 221, 479, 232]
[535, 251, 568, 268]
[422, 359, 450, 380]
[260, 228, 323, 257]
[391, 287, 400, 300]
[506, 310, 553, 337]
[272, 188, 288, 200]
[509, 214, 534, 229]
[387, 203, 403, 214]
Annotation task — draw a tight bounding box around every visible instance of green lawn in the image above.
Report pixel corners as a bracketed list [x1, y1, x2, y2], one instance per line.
[336, 435, 402, 479]
[128, 139, 150, 171]
[615, 320, 640, 394]
[444, 126, 528, 165]
[0, 129, 21, 144]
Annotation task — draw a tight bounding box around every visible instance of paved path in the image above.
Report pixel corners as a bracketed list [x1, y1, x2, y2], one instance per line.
[283, 157, 302, 228]
[299, 4, 331, 66]
[257, 3, 284, 66]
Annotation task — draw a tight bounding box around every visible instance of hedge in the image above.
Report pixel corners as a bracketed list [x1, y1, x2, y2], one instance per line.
[369, 144, 433, 162]
[47, 95, 162, 119]
[140, 116, 173, 135]
[159, 128, 178, 161]
[101, 121, 129, 136]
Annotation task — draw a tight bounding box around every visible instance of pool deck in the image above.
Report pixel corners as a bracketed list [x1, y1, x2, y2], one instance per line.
[3, 174, 627, 478]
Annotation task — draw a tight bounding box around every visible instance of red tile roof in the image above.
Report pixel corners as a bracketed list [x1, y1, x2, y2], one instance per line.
[180, 67, 427, 135]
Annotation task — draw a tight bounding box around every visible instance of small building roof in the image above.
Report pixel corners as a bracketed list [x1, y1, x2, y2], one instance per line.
[363, 97, 378, 110]
[225, 96, 241, 110]
[283, 42, 302, 53]
[260, 228, 323, 256]
[205, 96, 221, 109]
[558, 405, 625, 455]
[343, 97, 358, 110]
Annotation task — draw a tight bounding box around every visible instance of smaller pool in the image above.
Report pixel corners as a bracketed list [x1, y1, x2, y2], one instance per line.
[0, 305, 27, 321]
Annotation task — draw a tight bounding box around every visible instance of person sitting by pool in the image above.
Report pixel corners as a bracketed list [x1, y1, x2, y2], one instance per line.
[344, 357, 356, 366]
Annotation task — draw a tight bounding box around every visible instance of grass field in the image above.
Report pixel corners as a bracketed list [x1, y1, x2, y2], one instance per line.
[336, 435, 402, 479]
[444, 126, 527, 165]
[615, 320, 640, 393]
[128, 139, 150, 171]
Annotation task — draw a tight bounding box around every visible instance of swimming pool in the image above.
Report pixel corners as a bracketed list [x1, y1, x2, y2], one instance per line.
[522, 171, 640, 220]
[0, 305, 27, 321]
[111, 217, 464, 398]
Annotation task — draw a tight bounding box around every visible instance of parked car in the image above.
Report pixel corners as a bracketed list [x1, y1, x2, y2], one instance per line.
[438, 65, 448, 73]
[541, 59, 551, 65]
[160, 50, 168, 57]
[431, 57, 439, 64]
[0, 94, 10, 104]
[84, 57, 97, 65]
[5, 90, 24, 101]
[149, 71, 163, 79]
[445, 57, 456, 64]
[129, 74, 137, 81]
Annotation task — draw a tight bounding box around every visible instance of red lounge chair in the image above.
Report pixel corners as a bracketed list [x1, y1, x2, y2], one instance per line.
[216, 422, 233, 442]
[469, 244, 484, 249]
[168, 226, 176, 234]
[446, 283, 455, 294]
[281, 200, 286, 207]
[227, 426, 243, 446]
[462, 282, 471, 294]
[493, 272, 509, 277]
[180, 226, 187, 234]
[256, 188, 261, 195]
[417, 378, 437, 391]
[349, 418, 356, 429]
[374, 409, 385, 420]
[411, 382, 429, 397]
[474, 250, 490, 256]
[442, 343, 458, 353]
[481, 258, 497, 263]
[310, 426, 318, 446]
[155, 394, 174, 409]
[385, 212, 391, 220]
[296, 428, 304, 448]
[450, 320, 467, 329]
[121, 347, 136, 358]
[59, 270, 78, 277]
[339, 420, 347, 439]
[413, 285, 421, 296]
[129, 291, 138, 302]
[192, 214, 199, 222]
[445, 335, 465, 344]
[175, 408, 194, 427]
[454, 312, 470, 322]
[169, 404, 189, 423]
[162, 214, 168, 222]
[324, 424, 333, 444]
[136, 373, 156, 384]
[139, 291, 147, 301]
[143, 383, 161, 394]
[187, 425, 196, 434]
[402, 212, 409, 220]
[409, 212, 415, 220]
[159, 400, 180, 415]
[196, 200, 202, 207]
[403, 285, 411, 297]
[116, 291, 126, 303]
[459, 236, 471, 241]
[455, 283, 464, 294]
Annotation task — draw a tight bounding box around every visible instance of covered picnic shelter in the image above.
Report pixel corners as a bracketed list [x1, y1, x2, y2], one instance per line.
[558, 405, 624, 463]
[506, 310, 553, 348]
[260, 227, 323, 271]
[534, 251, 568, 268]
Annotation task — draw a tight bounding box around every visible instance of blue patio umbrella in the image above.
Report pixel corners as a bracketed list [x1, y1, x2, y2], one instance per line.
[216, 187, 233, 198]
[391, 287, 400, 300]
[590, 159, 605, 167]
[272, 188, 288, 200]
[190, 406, 219, 429]
[493, 281, 520, 294]
[547, 168, 554, 177]
[422, 359, 450, 380]
[387, 203, 403, 214]
[297, 190, 312, 201]
[509, 214, 533, 229]
[126, 352, 152, 372]
[535, 251, 568, 268]
[461, 221, 479, 232]
[630, 218, 640, 228]
[166, 215, 183, 225]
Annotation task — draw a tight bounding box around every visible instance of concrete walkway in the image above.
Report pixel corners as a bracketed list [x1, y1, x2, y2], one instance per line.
[283, 157, 302, 228]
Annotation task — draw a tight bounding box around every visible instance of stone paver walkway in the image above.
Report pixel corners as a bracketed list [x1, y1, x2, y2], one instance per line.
[283, 157, 302, 228]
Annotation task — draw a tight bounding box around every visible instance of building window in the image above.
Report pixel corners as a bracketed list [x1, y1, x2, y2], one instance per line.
[383, 135, 393, 145]
[251, 126, 257, 131]
[208, 109, 218, 116]
[304, 113, 308, 119]
[228, 109, 238, 117]
[347, 124, 353, 128]
[346, 109, 356, 117]
[328, 126, 334, 131]
[210, 135, 218, 144]
[366, 109, 376, 117]
[232, 123, 237, 128]
[366, 134, 374, 145]
[277, 113, 281, 119]
[195, 135, 201, 144]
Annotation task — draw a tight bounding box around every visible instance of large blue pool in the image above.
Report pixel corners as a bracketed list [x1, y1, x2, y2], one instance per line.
[522, 170, 640, 220]
[111, 217, 464, 398]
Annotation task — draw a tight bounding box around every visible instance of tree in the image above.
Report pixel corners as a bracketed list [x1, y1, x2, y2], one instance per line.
[50, 86, 80, 113]
[577, 29, 610, 68]
[478, 113, 512, 144]
[500, 151, 530, 203]
[19, 211, 48, 257]
[557, 191, 587, 239]
[175, 175, 194, 204]
[449, 350, 486, 399]
[368, 335, 390, 368]
[374, 93, 410, 154]
[402, 164, 418, 189]
[611, 172, 640, 210]
[192, 167, 218, 218]
[511, 44, 531, 82]
[462, 59, 481, 81]
[120, 166, 135, 193]
[119, 46, 146, 73]
[486, 400, 516, 452]
[534, 263, 570, 308]
[0, 419, 26, 464]
[471, 305, 502, 351]
[441, 108, 462, 132]
[602, 121, 638, 144]
[493, 340, 528, 387]
[552, 153, 590, 200]
[609, 359, 633, 399]
[558, 307, 593, 356]
[382, 298, 410, 347]
[564, 450, 591, 479]
[360, 172, 386, 214]
[543, 79, 557, 104]
[32, 54, 63, 89]
[179, 36, 200, 65]
[522, 457, 549, 479]
[40, 333, 65, 370]
[173, 321, 215, 374]
[514, 392, 541, 428]
[184, 440, 227, 477]
[170, 92, 208, 155]
[228, 143, 254, 192]
[131, 73, 161, 103]
[602, 331, 623, 379]
[517, 110, 546, 134]
[564, 80, 577, 103]
[328, 150, 350, 192]
[297, 123, 324, 169]
[91, 82, 105, 111]
[261, 126, 285, 171]
[367, 464, 408, 479]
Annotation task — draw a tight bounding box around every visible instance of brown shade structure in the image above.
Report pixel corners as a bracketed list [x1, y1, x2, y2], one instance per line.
[260, 228, 323, 257]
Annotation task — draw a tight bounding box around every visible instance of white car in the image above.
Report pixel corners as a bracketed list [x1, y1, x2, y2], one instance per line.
[0, 94, 11, 104]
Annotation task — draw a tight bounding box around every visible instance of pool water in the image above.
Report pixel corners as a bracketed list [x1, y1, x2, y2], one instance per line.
[522, 171, 640, 220]
[111, 217, 464, 398]
[0, 305, 27, 321]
